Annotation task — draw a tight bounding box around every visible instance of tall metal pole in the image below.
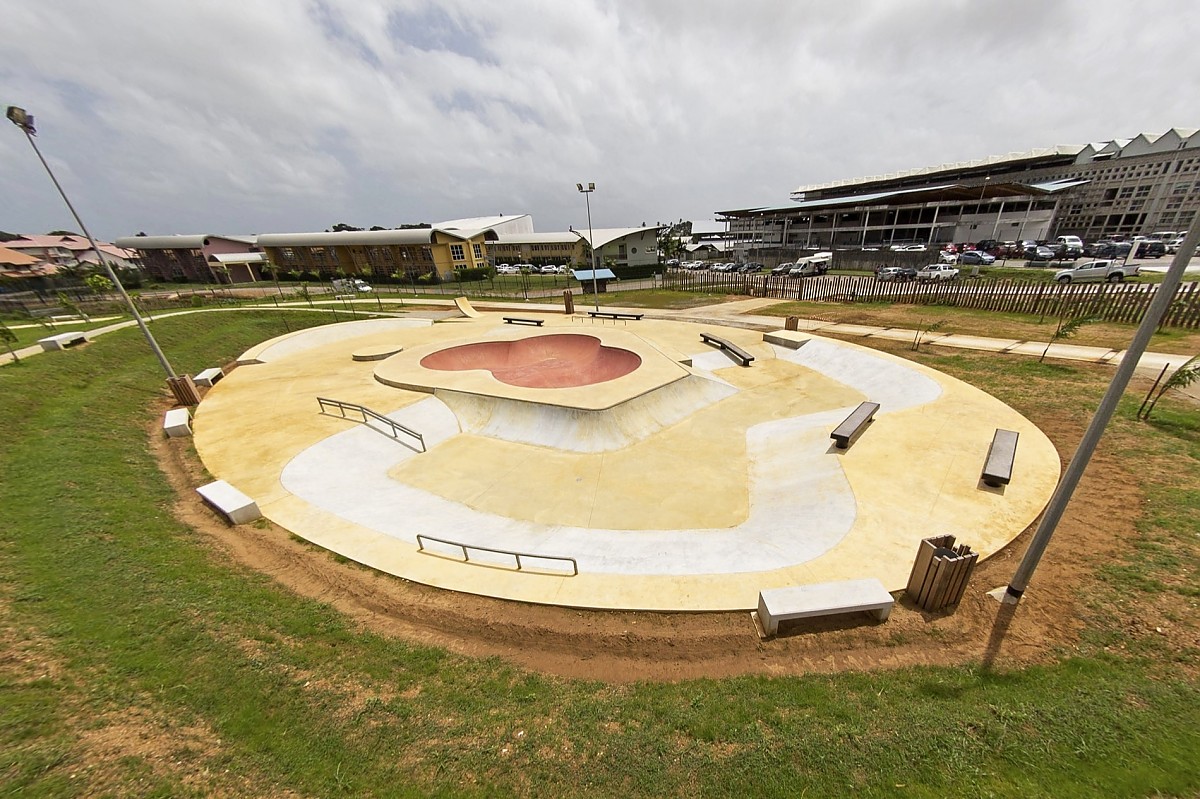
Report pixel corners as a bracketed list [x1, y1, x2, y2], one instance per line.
[578, 182, 599, 312]
[1001, 219, 1200, 603]
[8, 107, 177, 379]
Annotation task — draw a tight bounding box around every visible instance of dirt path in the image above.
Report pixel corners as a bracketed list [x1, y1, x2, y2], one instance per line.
[153, 393, 1141, 684]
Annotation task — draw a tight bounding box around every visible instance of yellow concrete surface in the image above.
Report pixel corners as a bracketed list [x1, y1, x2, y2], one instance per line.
[193, 314, 1061, 611]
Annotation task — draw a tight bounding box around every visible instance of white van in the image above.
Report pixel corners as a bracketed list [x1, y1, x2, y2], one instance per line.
[1056, 235, 1084, 249]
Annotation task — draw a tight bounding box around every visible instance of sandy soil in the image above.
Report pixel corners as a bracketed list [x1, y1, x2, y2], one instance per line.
[151, 388, 1143, 683]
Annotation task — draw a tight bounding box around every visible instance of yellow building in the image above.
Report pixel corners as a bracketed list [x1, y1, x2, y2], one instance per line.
[256, 227, 497, 281]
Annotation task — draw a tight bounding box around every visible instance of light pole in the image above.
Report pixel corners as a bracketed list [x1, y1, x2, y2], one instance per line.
[7, 106, 179, 383]
[576, 182, 600, 312]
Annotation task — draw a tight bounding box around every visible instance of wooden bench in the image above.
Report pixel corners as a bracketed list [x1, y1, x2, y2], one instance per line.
[37, 331, 87, 351]
[163, 408, 192, 438]
[194, 367, 225, 387]
[700, 332, 755, 366]
[503, 317, 544, 326]
[753, 578, 894, 638]
[195, 480, 261, 525]
[588, 311, 644, 321]
[982, 428, 1019, 487]
[830, 401, 880, 449]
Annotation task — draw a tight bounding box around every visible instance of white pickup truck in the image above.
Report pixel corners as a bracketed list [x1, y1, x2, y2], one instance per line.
[916, 263, 960, 281]
[1053, 259, 1139, 284]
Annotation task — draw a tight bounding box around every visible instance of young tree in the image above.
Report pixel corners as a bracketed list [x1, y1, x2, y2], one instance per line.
[56, 291, 91, 322]
[0, 322, 20, 363]
[84, 274, 114, 295]
[1140, 353, 1200, 421]
[911, 320, 945, 351]
[1041, 316, 1096, 362]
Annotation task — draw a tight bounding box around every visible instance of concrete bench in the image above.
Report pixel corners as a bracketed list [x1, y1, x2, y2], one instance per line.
[982, 428, 1019, 487]
[38, 331, 87, 351]
[194, 367, 225, 387]
[830, 401, 880, 449]
[588, 311, 644, 321]
[753, 578, 894, 638]
[195, 480, 261, 525]
[163, 408, 192, 438]
[503, 317, 544, 326]
[700, 332, 755, 366]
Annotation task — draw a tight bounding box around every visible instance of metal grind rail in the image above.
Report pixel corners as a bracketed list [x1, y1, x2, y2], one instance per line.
[316, 397, 426, 452]
[415, 534, 579, 576]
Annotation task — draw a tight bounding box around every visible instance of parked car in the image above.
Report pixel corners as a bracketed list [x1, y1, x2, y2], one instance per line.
[959, 250, 996, 265]
[495, 263, 519, 274]
[332, 278, 372, 293]
[1166, 237, 1186, 254]
[771, 262, 795, 275]
[894, 244, 928, 252]
[938, 251, 960, 264]
[875, 266, 914, 282]
[916, 263, 960, 281]
[1054, 259, 1139, 284]
[1027, 246, 1058, 262]
[1134, 240, 1167, 258]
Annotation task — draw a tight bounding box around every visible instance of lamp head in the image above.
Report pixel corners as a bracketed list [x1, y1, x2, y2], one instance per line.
[576, 183, 583, 192]
[6, 106, 36, 135]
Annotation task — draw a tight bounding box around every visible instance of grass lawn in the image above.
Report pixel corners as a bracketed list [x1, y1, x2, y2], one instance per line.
[0, 314, 132, 351]
[1, 309, 1198, 797]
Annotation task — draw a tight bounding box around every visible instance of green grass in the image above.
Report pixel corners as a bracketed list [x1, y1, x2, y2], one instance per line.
[1, 310, 1199, 796]
[0, 313, 134, 350]
[758, 298, 1200, 355]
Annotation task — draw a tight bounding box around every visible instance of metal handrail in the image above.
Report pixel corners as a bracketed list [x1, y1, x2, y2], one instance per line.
[415, 534, 578, 576]
[316, 397, 425, 452]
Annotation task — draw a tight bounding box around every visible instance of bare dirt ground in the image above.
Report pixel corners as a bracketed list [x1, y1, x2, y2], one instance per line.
[151, 393, 1147, 684]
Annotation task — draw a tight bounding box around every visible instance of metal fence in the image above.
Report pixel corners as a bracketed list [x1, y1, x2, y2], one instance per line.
[662, 270, 1200, 329]
[317, 397, 426, 451]
[415, 534, 579, 575]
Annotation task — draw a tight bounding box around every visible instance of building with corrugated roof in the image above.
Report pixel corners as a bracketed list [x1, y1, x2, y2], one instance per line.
[489, 227, 661, 269]
[255, 227, 496, 282]
[114, 234, 259, 283]
[720, 128, 1200, 253]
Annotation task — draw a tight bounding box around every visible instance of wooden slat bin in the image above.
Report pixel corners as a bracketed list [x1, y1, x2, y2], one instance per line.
[906, 535, 978, 612]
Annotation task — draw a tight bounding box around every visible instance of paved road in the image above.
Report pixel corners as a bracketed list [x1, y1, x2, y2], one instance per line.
[4, 297, 1196, 403]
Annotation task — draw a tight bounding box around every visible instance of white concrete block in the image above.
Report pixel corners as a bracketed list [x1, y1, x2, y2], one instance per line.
[757, 578, 894, 636]
[196, 480, 261, 525]
[163, 408, 192, 438]
[38, 331, 87, 351]
[194, 367, 224, 387]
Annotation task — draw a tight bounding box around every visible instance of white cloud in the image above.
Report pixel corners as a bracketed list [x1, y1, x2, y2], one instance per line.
[3, 0, 1198, 238]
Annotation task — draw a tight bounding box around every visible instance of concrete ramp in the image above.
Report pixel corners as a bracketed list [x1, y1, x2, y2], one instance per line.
[453, 296, 482, 318]
[435, 373, 737, 452]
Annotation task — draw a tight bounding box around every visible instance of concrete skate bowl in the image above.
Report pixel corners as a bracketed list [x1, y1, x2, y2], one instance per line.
[420, 334, 641, 389]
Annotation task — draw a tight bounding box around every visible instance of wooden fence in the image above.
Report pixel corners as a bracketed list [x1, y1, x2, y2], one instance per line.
[662, 270, 1200, 329]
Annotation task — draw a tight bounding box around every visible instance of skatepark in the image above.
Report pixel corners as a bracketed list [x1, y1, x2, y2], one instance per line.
[188, 304, 1061, 612]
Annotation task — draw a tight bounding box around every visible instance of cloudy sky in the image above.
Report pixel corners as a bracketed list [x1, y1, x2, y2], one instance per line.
[3, 0, 1198, 240]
